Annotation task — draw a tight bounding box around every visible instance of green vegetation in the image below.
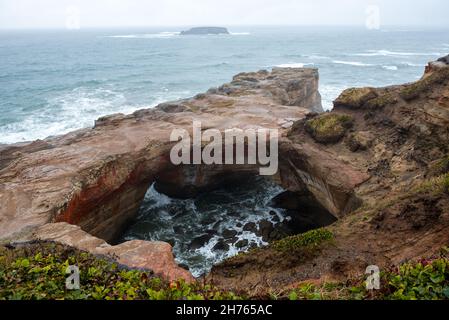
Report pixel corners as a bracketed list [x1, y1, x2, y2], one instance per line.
[429, 155, 449, 177]
[2, 239, 448, 301]
[386, 254, 449, 300]
[272, 228, 334, 253]
[305, 113, 354, 144]
[0, 242, 242, 300]
[416, 173, 449, 195]
[287, 248, 449, 300]
[400, 67, 449, 101]
[334, 87, 378, 109]
[365, 93, 398, 109]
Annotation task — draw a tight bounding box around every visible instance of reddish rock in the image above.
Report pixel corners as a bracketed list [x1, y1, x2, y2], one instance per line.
[0, 68, 322, 244]
[32, 222, 193, 282]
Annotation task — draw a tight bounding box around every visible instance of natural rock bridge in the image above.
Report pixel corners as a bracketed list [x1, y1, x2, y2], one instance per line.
[0, 68, 369, 281]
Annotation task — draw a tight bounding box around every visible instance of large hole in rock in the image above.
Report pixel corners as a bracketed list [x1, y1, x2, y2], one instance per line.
[117, 176, 336, 277]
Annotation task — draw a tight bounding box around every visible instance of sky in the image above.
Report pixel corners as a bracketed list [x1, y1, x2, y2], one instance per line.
[1, 0, 449, 30]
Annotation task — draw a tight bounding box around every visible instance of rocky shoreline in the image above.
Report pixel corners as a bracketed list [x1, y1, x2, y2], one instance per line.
[1, 57, 449, 291]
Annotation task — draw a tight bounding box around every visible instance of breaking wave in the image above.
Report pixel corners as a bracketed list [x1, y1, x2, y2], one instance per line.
[332, 60, 374, 67]
[0, 87, 174, 144]
[107, 32, 180, 39]
[351, 50, 441, 57]
[275, 62, 314, 68]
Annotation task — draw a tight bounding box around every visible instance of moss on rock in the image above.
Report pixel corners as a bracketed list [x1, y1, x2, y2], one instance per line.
[364, 93, 398, 109]
[305, 113, 354, 144]
[334, 87, 378, 109]
[400, 67, 449, 101]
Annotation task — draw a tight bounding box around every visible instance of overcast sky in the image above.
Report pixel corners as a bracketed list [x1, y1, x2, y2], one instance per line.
[1, 0, 448, 29]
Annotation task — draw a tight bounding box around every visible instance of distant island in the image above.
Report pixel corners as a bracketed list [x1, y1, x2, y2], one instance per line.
[180, 27, 229, 35]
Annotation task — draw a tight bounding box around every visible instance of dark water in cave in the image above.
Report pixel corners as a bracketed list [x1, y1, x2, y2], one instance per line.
[119, 177, 292, 277]
[119, 175, 337, 277]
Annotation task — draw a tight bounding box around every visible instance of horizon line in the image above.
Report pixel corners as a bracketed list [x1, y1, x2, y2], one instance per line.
[1, 23, 449, 31]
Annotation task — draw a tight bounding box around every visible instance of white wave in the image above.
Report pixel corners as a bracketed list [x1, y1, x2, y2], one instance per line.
[382, 65, 398, 71]
[0, 87, 170, 144]
[304, 55, 330, 60]
[320, 84, 347, 111]
[401, 62, 426, 67]
[351, 50, 441, 57]
[332, 60, 374, 67]
[275, 62, 313, 68]
[107, 32, 180, 39]
[144, 184, 172, 207]
[230, 32, 251, 36]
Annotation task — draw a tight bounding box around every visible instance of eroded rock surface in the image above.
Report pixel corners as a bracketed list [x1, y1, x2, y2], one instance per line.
[2, 57, 448, 291]
[31, 222, 193, 282]
[0, 68, 325, 279]
[208, 57, 449, 293]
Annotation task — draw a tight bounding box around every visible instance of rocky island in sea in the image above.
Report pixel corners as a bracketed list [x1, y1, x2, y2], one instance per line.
[180, 27, 230, 35]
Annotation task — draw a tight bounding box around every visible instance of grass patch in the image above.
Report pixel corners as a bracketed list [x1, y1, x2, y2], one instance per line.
[400, 67, 449, 101]
[365, 93, 398, 109]
[428, 155, 449, 177]
[305, 113, 354, 144]
[334, 87, 378, 109]
[272, 228, 334, 253]
[0, 242, 242, 300]
[415, 173, 449, 195]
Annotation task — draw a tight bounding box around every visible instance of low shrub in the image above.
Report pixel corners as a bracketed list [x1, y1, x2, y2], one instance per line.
[0, 242, 242, 300]
[272, 228, 334, 253]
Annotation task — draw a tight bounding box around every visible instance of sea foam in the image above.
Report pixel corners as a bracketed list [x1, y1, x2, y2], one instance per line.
[275, 62, 313, 68]
[332, 60, 374, 67]
[351, 50, 441, 57]
[107, 32, 180, 39]
[0, 87, 171, 144]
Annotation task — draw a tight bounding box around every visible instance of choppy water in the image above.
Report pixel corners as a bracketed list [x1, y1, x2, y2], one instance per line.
[119, 177, 287, 277]
[1, 26, 448, 144]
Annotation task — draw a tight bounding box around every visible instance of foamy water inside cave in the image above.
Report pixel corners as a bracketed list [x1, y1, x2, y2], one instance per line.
[118, 177, 290, 277]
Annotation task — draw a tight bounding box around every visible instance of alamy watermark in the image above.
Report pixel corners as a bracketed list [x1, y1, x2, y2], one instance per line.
[365, 265, 380, 290]
[365, 5, 381, 30]
[65, 6, 81, 30]
[170, 121, 279, 176]
[66, 265, 80, 290]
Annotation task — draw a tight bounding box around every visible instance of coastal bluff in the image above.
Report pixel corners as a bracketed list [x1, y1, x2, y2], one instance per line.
[0, 67, 324, 281]
[1, 55, 448, 290]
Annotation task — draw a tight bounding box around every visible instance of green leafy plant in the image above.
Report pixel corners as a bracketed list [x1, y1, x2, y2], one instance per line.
[0, 242, 242, 300]
[272, 228, 334, 252]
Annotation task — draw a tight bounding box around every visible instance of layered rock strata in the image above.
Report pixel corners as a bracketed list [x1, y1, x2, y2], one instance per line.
[0, 68, 327, 281]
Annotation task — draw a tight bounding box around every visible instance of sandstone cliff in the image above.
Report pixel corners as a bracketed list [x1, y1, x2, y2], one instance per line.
[0, 68, 322, 281]
[1, 56, 448, 291]
[208, 57, 449, 292]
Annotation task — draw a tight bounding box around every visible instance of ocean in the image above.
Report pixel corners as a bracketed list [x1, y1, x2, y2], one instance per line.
[1, 26, 448, 144]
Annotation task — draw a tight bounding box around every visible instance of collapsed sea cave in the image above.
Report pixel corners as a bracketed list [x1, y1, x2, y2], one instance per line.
[116, 175, 337, 277]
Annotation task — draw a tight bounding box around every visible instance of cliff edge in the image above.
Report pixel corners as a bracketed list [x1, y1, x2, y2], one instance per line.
[208, 56, 449, 293]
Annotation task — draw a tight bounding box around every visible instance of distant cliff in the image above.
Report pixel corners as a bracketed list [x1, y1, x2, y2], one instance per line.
[180, 27, 229, 35]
